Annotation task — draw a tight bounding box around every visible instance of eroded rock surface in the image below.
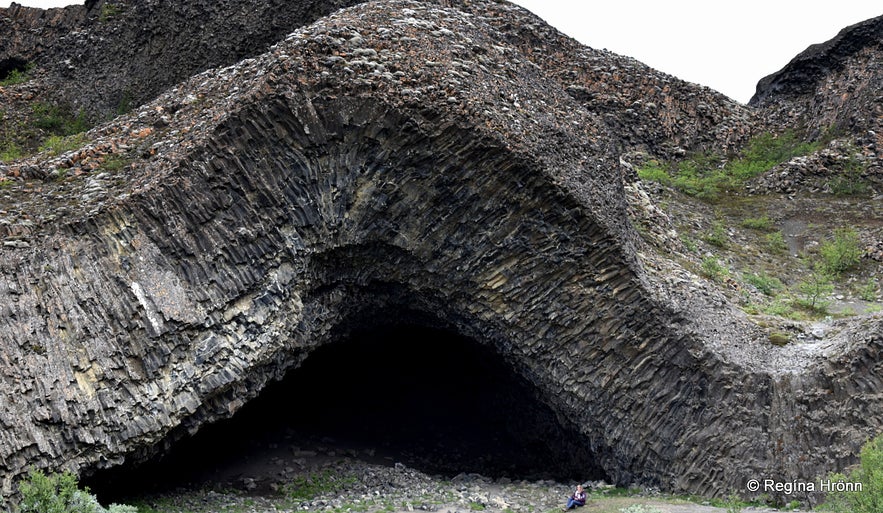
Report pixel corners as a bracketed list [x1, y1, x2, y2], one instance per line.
[751, 14, 883, 140]
[0, 0, 881, 504]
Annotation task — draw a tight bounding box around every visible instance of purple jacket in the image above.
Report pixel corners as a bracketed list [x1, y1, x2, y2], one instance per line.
[571, 491, 586, 505]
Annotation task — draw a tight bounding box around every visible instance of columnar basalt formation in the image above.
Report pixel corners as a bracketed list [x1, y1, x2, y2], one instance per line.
[751, 14, 883, 140]
[0, 0, 882, 502]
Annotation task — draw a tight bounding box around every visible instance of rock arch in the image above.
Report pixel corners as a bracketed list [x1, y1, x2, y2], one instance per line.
[1, 0, 882, 502]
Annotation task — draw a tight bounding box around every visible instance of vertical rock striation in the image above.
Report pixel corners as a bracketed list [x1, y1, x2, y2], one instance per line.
[0, 0, 881, 503]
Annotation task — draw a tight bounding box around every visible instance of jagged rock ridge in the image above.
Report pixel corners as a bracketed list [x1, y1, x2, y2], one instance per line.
[0, 0, 363, 118]
[0, 0, 881, 503]
[752, 14, 883, 140]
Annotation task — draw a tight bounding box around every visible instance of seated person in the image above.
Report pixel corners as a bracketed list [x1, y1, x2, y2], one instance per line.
[564, 484, 587, 510]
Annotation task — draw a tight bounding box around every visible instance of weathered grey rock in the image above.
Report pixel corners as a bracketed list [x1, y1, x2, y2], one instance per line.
[0, 0, 881, 505]
[0, 0, 365, 119]
[751, 14, 883, 141]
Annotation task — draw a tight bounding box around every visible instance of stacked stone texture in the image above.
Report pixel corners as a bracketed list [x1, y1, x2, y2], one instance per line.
[0, 0, 881, 504]
[751, 14, 883, 140]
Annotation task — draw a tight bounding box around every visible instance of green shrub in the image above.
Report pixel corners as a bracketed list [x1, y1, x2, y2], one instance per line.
[639, 131, 821, 200]
[15, 469, 136, 513]
[739, 131, 821, 173]
[637, 161, 672, 185]
[823, 433, 883, 513]
[0, 66, 31, 87]
[100, 154, 132, 172]
[31, 102, 90, 137]
[18, 469, 81, 513]
[39, 133, 88, 156]
[680, 235, 698, 253]
[702, 221, 728, 248]
[740, 216, 773, 231]
[115, 90, 134, 116]
[859, 279, 879, 302]
[1, 141, 23, 162]
[744, 272, 783, 296]
[828, 174, 869, 196]
[819, 228, 863, 276]
[765, 231, 788, 254]
[794, 272, 833, 313]
[700, 256, 729, 282]
[723, 493, 745, 513]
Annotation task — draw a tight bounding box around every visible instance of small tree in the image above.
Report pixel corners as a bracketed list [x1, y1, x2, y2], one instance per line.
[15, 470, 136, 513]
[795, 271, 833, 312]
[819, 228, 863, 276]
[825, 433, 883, 513]
[18, 470, 84, 513]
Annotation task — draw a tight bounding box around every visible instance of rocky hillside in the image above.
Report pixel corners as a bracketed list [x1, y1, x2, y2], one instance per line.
[0, 0, 363, 119]
[0, 0, 881, 508]
[751, 14, 883, 141]
[0, 0, 756, 157]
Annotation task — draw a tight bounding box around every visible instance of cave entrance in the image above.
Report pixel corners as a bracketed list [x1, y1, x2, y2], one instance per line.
[85, 323, 602, 502]
[0, 58, 30, 82]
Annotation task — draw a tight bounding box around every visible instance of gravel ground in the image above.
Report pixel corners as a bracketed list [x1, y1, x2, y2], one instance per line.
[121, 444, 785, 513]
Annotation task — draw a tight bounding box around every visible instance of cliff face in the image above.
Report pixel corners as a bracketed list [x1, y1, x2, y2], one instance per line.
[0, 0, 363, 118]
[0, 0, 881, 503]
[751, 14, 883, 141]
[0, 0, 755, 155]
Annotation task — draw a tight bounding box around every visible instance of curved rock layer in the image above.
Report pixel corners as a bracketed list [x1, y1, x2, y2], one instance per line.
[0, 0, 881, 501]
[0, 0, 754, 155]
[0, 0, 362, 118]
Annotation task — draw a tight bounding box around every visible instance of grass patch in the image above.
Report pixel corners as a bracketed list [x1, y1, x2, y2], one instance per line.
[0, 65, 32, 87]
[636, 130, 823, 200]
[760, 299, 799, 319]
[765, 231, 788, 254]
[101, 153, 133, 172]
[31, 102, 90, 136]
[702, 221, 728, 248]
[769, 332, 791, 346]
[700, 256, 729, 282]
[858, 278, 879, 302]
[283, 469, 357, 502]
[100, 2, 124, 22]
[39, 132, 89, 156]
[618, 505, 664, 513]
[636, 160, 672, 185]
[740, 215, 773, 231]
[744, 272, 783, 296]
[0, 141, 23, 162]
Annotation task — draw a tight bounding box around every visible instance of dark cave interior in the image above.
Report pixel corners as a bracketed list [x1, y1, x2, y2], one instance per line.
[0, 58, 29, 82]
[84, 323, 601, 502]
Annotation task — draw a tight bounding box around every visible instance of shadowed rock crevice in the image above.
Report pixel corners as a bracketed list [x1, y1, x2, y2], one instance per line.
[82, 322, 603, 502]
